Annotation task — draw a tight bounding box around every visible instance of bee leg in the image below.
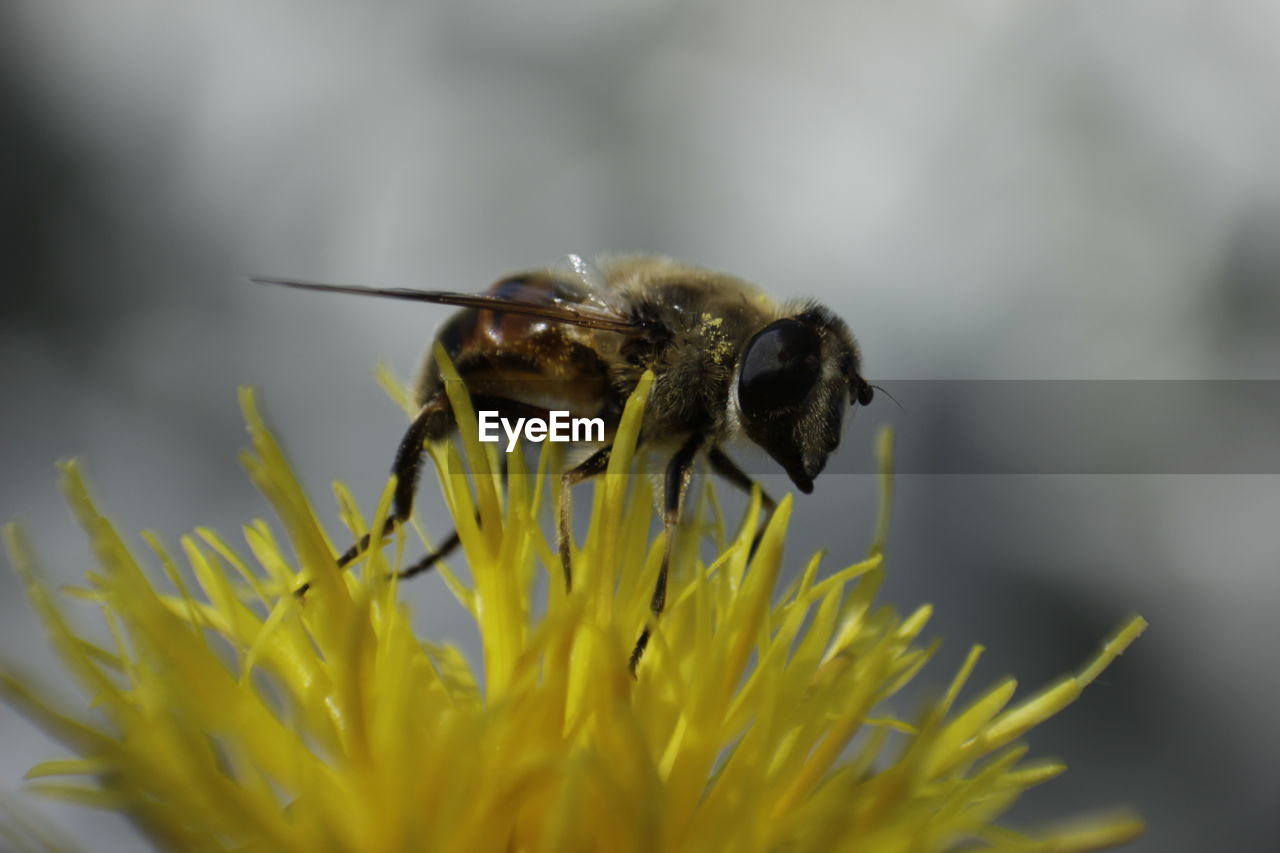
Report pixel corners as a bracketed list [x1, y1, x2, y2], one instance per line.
[393, 529, 462, 580]
[294, 398, 449, 597]
[630, 433, 705, 674]
[707, 446, 777, 556]
[707, 446, 777, 511]
[557, 445, 613, 593]
[396, 397, 555, 582]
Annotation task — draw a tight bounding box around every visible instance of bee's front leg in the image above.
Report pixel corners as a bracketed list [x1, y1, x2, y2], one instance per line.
[707, 446, 777, 556]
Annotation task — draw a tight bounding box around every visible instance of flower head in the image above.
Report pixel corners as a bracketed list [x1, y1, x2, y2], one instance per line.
[2, 366, 1145, 851]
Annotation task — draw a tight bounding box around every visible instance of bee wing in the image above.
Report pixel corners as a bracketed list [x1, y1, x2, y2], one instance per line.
[560, 253, 614, 307]
[251, 275, 649, 336]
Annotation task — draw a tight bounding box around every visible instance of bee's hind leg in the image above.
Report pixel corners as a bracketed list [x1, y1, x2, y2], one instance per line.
[320, 395, 558, 593]
[392, 404, 538, 583]
[630, 432, 705, 674]
[294, 397, 451, 597]
[392, 529, 462, 581]
[707, 446, 777, 557]
[396, 393, 560, 586]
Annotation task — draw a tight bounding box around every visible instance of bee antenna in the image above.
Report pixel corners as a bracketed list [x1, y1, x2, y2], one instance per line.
[870, 384, 904, 412]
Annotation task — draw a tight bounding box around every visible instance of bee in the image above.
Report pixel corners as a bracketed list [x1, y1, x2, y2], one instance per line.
[255, 254, 874, 670]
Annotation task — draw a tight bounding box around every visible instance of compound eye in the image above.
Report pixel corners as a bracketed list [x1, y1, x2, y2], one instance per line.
[738, 319, 821, 419]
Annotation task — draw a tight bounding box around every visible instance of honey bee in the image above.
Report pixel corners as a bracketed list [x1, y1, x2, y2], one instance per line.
[256, 254, 874, 670]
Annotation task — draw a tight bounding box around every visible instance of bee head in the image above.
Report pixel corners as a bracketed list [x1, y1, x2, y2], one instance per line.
[735, 305, 870, 493]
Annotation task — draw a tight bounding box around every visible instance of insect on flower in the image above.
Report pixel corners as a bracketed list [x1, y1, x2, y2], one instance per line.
[254, 254, 875, 669]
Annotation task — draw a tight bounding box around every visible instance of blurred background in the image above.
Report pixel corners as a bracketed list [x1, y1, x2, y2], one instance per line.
[2, 0, 1278, 849]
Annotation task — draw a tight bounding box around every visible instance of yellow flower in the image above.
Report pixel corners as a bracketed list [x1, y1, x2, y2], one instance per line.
[2, 362, 1146, 852]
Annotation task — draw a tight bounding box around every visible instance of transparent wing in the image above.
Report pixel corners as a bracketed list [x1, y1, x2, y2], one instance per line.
[252, 271, 649, 336]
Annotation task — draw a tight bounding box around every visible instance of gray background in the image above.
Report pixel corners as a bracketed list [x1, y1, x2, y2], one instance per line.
[2, 1, 1278, 850]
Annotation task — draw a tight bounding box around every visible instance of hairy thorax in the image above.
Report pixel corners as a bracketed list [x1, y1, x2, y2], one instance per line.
[607, 274, 780, 448]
